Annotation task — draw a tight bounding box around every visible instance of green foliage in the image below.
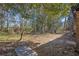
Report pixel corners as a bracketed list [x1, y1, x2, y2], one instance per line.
[0, 3, 77, 34]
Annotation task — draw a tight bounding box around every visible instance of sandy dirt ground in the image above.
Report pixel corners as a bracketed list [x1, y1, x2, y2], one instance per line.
[25, 33, 63, 46]
[0, 33, 78, 56]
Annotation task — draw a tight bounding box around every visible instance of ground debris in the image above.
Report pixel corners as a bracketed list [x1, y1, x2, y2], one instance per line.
[15, 45, 38, 56]
[0, 32, 78, 56]
[0, 41, 38, 56]
[34, 32, 78, 56]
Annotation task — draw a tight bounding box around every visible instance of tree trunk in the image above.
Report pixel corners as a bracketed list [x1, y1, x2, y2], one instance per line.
[18, 30, 24, 41]
[0, 19, 3, 31]
[7, 18, 9, 32]
[64, 17, 67, 32]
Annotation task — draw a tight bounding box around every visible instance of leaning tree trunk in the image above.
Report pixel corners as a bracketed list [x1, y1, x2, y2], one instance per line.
[18, 30, 24, 41]
[19, 19, 24, 41]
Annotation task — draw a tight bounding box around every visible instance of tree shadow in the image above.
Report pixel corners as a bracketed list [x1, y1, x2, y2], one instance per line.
[0, 41, 40, 56]
[0, 32, 77, 56]
[33, 33, 77, 56]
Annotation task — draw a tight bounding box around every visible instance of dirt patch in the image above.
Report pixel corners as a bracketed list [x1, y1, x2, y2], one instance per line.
[0, 33, 78, 56]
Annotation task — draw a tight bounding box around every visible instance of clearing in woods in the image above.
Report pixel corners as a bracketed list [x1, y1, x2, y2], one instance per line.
[0, 32, 77, 56]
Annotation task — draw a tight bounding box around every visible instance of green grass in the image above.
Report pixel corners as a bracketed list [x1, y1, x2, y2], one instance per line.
[0, 32, 20, 42]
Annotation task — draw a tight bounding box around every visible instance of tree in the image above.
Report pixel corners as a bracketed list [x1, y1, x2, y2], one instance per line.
[0, 3, 76, 38]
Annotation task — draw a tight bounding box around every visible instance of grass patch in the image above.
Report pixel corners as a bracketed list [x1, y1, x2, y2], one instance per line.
[0, 32, 20, 41]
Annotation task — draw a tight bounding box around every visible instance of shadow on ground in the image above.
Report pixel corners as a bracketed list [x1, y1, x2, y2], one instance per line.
[0, 41, 39, 56]
[0, 32, 78, 56]
[33, 33, 77, 56]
